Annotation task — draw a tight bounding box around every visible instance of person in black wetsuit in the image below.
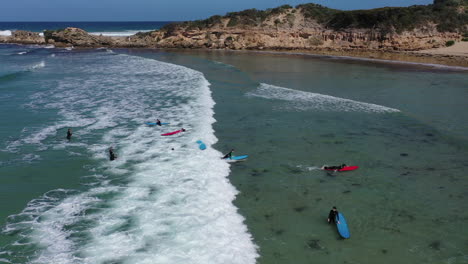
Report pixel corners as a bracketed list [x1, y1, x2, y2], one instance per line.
[66, 128, 72, 141]
[327, 206, 340, 224]
[156, 119, 162, 126]
[109, 147, 117, 161]
[324, 164, 346, 170]
[222, 149, 234, 159]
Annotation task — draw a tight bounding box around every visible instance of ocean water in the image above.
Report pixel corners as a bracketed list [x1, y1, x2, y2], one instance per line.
[0, 44, 467, 264]
[0, 21, 170, 37]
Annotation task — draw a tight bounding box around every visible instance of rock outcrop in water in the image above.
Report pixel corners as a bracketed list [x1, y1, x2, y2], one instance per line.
[1, 30, 45, 45]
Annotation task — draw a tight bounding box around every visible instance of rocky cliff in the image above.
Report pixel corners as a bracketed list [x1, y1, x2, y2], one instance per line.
[1, 0, 466, 52]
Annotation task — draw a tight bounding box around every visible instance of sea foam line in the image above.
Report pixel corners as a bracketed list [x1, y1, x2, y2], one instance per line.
[247, 83, 400, 113]
[2, 52, 258, 264]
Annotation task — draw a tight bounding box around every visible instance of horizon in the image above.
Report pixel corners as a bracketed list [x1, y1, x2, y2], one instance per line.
[1, 0, 433, 22]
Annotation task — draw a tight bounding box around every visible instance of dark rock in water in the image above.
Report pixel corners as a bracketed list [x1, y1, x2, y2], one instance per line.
[255, 197, 260, 201]
[319, 179, 326, 183]
[351, 183, 361, 186]
[307, 239, 323, 250]
[400, 153, 409, 157]
[272, 228, 284, 235]
[342, 190, 351, 194]
[381, 249, 388, 254]
[264, 213, 273, 219]
[293, 206, 307, 212]
[429, 240, 441, 250]
[315, 197, 322, 202]
[425, 133, 434, 137]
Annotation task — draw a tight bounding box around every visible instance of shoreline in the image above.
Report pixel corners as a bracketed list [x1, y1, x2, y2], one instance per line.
[3, 39, 468, 69]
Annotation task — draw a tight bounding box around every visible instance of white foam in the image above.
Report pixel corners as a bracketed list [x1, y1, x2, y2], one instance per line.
[30, 61, 45, 70]
[89, 30, 153, 37]
[3, 52, 258, 263]
[247, 83, 400, 113]
[0, 30, 12, 36]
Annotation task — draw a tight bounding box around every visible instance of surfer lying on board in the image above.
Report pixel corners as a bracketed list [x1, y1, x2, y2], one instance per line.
[222, 149, 234, 159]
[109, 147, 117, 161]
[323, 164, 346, 170]
[327, 206, 340, 224]
[156, 119, 162, 126]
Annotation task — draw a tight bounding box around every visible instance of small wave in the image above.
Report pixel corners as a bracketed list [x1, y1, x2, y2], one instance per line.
[0, 30, 12, 36]
[30, 61, 45, 70]
[17, 51, 27, 55]
[89, 30, 153, 37]
[0, 72, 23, 83]
[247, 83, 400, 113]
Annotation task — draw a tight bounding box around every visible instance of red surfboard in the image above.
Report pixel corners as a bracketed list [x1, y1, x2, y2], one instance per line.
[323, 166, 359, 172]
[161, 129, 184, 136]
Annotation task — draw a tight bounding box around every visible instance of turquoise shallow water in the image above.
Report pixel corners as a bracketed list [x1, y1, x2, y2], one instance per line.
[128, 49, 468, 264]
[1, 45, 467, 264]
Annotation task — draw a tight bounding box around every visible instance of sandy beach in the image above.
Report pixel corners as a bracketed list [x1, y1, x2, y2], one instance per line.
[416, 41, 468, 57]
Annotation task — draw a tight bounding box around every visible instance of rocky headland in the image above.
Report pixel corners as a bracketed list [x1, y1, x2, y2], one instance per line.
[1, 0, 467, 66]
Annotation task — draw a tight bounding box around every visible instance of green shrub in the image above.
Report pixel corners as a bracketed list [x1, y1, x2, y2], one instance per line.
[462, 38, 468, 41]
[445, 40, 455, 46]
[227, 17, 239, 27]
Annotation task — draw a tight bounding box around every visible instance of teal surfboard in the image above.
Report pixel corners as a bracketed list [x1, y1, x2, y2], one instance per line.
[227, 155, 248, 161]
[336, 212, 350, 239]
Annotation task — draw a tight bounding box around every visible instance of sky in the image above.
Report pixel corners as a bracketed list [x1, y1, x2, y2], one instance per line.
[1, 0, 434, 21]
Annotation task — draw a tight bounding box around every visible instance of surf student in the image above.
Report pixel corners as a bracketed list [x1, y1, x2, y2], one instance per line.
[324, 164, 346, 170]
[181, 128, 186, 132]
[328, 206, 340, 224]
[66, 128, 72, 141]
[222, 149, 234, 159]
[109, 147, 117, 161]
[156, 119, 162, 126]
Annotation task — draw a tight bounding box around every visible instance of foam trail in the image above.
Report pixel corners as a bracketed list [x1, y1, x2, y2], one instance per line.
[247, 83, 400, 113]
[2, 52, 258, 264]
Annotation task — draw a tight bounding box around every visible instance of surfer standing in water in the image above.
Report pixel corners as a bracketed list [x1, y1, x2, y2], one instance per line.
[222, 149, 234, 159]
[109, 147, 117, 161]
[327, 206, 340, 224]
[66, 128, 72, 141]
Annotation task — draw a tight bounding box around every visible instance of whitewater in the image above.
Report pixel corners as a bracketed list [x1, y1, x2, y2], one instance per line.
[0, 49, 258, 264]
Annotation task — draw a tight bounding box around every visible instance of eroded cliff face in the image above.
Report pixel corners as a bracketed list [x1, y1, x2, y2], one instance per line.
[1, 6, 464, 52]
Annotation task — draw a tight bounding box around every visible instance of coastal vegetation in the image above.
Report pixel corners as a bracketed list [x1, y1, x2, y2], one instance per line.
[445, 40, 456, 46]
[162, 0, 467, 35]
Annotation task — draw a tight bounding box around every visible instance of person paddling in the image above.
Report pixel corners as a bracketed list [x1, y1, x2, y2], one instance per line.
[323, 164, 346, 170]
[156, 119, 162, 126]
[109, 147, 117, 161]
[222, 149, 234, 159]
[327, 206, 340, 224]
[66, 128, 72, 141]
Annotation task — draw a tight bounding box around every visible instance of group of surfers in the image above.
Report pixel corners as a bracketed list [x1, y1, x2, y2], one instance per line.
[66, 124, 344, 227]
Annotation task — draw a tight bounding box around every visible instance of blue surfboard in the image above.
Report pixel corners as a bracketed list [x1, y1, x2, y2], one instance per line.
[227, 155, 248, 161]
[196, 140, 206, 150]
[146, 122, 169, 126]
[336, 212, 350, 238]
